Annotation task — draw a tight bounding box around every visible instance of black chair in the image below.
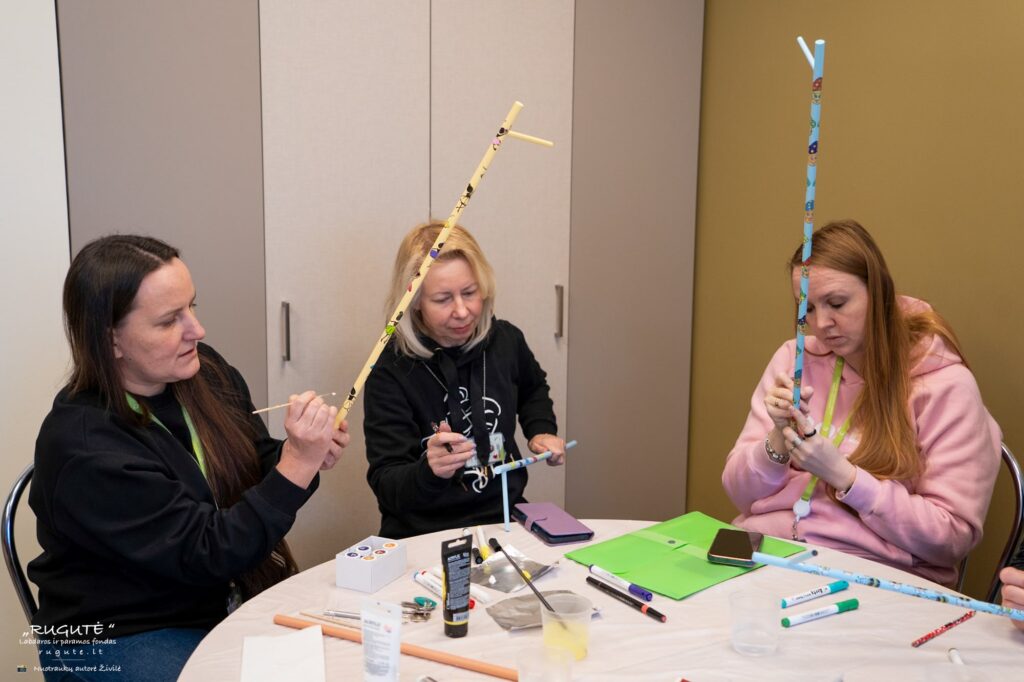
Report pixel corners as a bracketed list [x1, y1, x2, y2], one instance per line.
[985, 444, 1024, 603]
[2, 462, 36, 623]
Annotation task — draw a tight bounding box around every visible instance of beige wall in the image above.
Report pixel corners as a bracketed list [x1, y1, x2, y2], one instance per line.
[689, 0, 1024, 599]
[1, 3, 69, 678]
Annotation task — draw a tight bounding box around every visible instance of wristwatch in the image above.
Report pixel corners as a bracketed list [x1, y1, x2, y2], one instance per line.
[764, 436, 790, 465]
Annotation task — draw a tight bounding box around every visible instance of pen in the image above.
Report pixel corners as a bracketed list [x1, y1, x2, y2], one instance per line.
[414, 571, 475, 609]
[781, 598, 858, 627]
[430, 421, 454, 453]
[474, 526, 491, 560]
[585, 576, 666, 623]
[426, 566, 492, 605]
[911, 610, 975, 648]
[589, 564, 653, 602]
[781, 580, 848, 608]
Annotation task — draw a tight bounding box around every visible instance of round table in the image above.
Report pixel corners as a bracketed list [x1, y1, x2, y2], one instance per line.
[180, 519, 1024, 681]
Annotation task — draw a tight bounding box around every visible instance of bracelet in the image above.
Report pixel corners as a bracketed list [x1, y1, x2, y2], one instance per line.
[835, 473, 856, 500]
[764, 437, 790, 465]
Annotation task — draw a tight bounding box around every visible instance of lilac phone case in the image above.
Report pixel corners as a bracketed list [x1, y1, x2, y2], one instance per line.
[513, 502, 594, 545]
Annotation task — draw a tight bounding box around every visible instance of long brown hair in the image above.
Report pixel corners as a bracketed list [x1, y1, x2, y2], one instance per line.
[64, 235, 296, 597]
[789, 220, 967, 486]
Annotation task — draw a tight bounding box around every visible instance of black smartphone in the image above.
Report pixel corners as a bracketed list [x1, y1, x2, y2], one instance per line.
[706, 528, 764, 567]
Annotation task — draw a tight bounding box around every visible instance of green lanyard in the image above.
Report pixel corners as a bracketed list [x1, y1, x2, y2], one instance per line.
[125, 393, 208, 479]
[125, 392, 242, 612]
[792, 358, 853, 527]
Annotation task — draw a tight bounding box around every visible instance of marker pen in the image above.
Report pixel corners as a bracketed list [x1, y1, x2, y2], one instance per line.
[781, 580, 849, 608]
[781, 598, 859, 627]
[474, 526, 491, 560]
[414, 571, 475, 609]
[589, 564, 653, 602]
[426, 566, 491, 604]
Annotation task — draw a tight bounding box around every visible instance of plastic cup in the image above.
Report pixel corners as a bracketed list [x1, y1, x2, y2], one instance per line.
[516, 645, 573, 682]
[729, 589, 779, 656]
[541, 593, 592, 661]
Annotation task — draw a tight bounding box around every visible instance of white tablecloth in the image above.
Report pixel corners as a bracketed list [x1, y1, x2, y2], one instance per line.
[179, 520, 1024, 681]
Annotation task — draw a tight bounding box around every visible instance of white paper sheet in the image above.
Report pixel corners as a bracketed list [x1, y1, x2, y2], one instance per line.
[240, 623, 326, 682]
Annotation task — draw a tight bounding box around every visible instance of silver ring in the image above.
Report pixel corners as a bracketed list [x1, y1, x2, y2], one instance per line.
[792, 436, 804, 447]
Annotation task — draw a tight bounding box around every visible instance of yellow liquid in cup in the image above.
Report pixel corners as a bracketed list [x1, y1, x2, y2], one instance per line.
[542, 619, 588, 661]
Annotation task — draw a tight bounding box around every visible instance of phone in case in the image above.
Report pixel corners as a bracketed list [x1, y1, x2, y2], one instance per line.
[706, 528, 764, 567]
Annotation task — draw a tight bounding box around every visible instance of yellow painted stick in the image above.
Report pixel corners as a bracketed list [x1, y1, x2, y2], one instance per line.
[334, 101, 548, 428]
[274, 614, 518, 680]
[506, 130, 554, 147]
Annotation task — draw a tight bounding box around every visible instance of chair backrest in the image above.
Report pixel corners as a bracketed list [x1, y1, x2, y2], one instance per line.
[2, 462, 36, 623]
[986, 443, 1024, 603]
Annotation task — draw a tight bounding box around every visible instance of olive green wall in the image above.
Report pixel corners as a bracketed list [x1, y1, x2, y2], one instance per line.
[689, 0, 1024, 599]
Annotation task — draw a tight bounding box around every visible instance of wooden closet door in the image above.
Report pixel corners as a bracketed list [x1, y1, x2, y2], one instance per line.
[430, 0, 575, 506]
[260, 0, 431, 564]
[57, 0, 268, 407]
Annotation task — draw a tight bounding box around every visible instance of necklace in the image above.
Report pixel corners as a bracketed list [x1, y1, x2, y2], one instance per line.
[422, 351, 495, 491]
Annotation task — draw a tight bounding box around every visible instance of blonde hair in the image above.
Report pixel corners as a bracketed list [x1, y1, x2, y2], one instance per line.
[790, 220, 967, 488]
[386, 221, 496, 358]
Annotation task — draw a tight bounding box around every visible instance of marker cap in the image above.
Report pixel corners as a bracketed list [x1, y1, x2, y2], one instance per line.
[834, 597, 859, 613]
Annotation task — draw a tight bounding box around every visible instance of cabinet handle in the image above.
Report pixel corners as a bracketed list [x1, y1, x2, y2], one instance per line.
[554, 284, 564, 338]
[281, 301, 291, 362]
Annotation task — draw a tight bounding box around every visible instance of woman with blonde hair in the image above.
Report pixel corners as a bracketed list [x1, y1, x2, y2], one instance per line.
[723, 220, 1000, 586]
[363, 222, 565, 538]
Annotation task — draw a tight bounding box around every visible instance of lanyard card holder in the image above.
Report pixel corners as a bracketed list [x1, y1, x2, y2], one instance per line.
[512, 502, 594, 545]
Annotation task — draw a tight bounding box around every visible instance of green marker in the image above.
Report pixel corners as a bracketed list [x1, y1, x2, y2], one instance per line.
[781, 598, 859, 628]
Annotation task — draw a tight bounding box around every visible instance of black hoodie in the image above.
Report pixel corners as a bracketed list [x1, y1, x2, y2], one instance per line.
[363, 319, 558, 538]
[28, 344, 316, 637]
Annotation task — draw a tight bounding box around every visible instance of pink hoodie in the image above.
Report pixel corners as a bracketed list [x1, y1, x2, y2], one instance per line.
[722, 299, 1001, 586]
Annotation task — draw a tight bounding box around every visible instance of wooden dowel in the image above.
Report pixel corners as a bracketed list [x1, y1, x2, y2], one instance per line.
[252, 392, 337, 415]
[273, 614, 518, 680]
[333, 101, 551, 429]
[506, 130, 554, 147]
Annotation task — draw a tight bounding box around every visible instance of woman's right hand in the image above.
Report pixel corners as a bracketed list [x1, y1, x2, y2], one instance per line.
[426, 421, 476, 479]
[764, 373, 814, 431]
[277, 391, 338, 487]
[1000, 566, 1024, 632]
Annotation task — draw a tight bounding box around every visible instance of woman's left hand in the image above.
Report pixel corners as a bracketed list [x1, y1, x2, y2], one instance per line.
[782, 406, 856, 491]
[528, 434, 567, 466]
[322, 419, 350, 471]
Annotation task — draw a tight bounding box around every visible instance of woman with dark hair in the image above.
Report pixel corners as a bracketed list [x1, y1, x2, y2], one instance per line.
[363, 222, 565, 539]
[29, 235, 349, 681]
[723, 220, 1000, 586]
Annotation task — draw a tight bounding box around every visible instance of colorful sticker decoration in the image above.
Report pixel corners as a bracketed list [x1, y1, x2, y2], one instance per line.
[332, 102, 551, 428]
[793, 39, 826, 409]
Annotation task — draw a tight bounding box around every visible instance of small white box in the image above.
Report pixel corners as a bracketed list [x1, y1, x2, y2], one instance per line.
[335, 536, 407, 593]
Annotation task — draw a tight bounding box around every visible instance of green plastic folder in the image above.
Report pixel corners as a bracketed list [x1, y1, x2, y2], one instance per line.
[565, 512, 804, 600]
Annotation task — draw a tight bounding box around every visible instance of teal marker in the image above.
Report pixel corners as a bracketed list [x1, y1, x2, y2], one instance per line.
[781, 580, 849, 608]
[781, 598, 859, 628]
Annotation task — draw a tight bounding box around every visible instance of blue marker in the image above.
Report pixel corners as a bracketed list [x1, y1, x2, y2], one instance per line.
[589, 564, 654, 602]
[782, 580, 848, 608]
